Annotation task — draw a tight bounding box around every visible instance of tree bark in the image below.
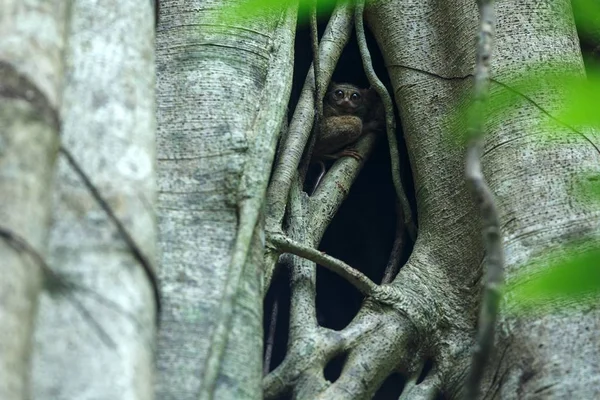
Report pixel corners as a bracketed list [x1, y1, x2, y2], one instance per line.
[0, 0, 596, 398]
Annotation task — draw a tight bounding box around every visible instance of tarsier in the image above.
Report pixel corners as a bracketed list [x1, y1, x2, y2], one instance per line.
[311, 82, 385, 189]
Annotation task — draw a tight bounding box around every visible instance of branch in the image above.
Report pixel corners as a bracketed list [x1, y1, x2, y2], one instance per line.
[310, 0, 323, 121]
[465, 1, 504, 399]
[286, 181, 319, 331]
[268, 233, 378, 296]
[354, 0, 417, 241]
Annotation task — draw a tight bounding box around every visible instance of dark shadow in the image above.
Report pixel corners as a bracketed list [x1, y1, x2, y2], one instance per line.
[571, 1, 600, 72]
[315, 136, 395, 330]
[374, 372, 406, 400]
[416, 358, 434, 384]
[324, 352, 347, 383]
[272, 393, 293, 400]
[262, 266, 291, 374]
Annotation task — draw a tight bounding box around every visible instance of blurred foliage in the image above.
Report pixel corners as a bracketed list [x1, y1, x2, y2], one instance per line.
[553, 63, 600, 130]
[505, 244, 600, 314]
[576, 173, 600, 204]
[572, 0, 600, 42]
[217, 0, 342, 26]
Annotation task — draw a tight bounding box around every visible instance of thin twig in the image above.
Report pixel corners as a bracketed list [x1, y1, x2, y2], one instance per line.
[0, 227, 55, 279]
[354, 0, 417, 241]
[268, 233, 378, 296]
[0, 227, 123, 346]
[465, 1, 504, 399]
[263, 294, 279, 375]
[299, 0, 323, 184]
[65, 292, 117, 348]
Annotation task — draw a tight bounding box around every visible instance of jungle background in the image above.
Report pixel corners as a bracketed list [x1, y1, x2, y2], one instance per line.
[1, 0, 600, 399]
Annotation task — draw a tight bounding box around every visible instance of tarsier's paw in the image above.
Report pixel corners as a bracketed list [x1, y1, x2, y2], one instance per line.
[321, 149, 363, 162]
[337, 149, 363, 161]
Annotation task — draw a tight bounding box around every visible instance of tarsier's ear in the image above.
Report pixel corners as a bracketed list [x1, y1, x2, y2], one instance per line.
[366, 86, 380, 100]
[362, 86, 375, 98]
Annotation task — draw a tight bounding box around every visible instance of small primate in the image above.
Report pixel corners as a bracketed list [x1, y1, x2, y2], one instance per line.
[311, 83, 384, 190]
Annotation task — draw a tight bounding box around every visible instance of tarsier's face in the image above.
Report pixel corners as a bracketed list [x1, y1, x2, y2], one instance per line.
[326, 84, 364, 114]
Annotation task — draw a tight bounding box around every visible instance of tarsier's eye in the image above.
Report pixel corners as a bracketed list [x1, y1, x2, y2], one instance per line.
[334, 89, 344, 98]
[350, 92, 361, 101]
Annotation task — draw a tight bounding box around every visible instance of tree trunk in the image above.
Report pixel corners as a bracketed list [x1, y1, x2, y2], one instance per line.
[155, 1, 296, 398]
[480, 1, 600, 397]
[30, 0, 158, 398]
[0, 1, 70, 398]
[367, 0, 600, 398]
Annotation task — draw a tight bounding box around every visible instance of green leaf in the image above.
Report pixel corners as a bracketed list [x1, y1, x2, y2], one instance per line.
[551, 64, 600, 130]
[505, 245, 600, 314]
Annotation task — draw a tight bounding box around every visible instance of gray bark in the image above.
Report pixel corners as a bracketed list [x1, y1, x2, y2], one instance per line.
[30, 0, 158, 399]
[155, 1, 296, 398]
[0, 1, 70, 398]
